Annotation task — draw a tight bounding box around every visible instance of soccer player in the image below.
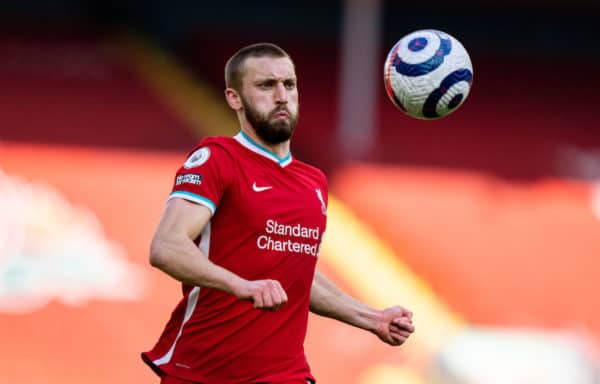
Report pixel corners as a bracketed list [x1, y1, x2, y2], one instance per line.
[142, 43, 415, 384]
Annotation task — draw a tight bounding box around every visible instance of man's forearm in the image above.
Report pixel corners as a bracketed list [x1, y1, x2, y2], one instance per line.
[310, 271, 381, 332]
[150, 231, 244, 295]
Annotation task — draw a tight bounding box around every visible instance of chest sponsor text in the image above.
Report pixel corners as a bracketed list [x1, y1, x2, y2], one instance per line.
[257, 219, 321, 257]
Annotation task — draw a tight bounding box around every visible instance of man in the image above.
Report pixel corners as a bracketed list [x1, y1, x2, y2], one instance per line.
[142, 43, 415, 384]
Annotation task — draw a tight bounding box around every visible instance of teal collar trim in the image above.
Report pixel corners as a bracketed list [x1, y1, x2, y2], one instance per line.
[234, 131, 293, 167]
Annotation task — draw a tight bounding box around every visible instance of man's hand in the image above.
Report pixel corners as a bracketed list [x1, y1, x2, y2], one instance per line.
[373, 306, 415, 346]
[233, 279, 288, 311]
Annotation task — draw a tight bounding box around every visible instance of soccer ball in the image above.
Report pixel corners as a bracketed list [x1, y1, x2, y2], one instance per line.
[383, 29, 473, 120]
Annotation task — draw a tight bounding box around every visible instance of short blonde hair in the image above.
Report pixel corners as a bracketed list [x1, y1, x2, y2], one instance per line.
[224, 43, 291, 91]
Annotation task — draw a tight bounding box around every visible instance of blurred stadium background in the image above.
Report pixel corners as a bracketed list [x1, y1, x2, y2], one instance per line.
[1, 1, 600, 383]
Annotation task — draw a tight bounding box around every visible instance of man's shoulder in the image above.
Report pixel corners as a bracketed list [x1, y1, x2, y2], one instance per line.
[185, 136, 239, 157]
[292, 158, 328, 183]
[196, 136, 238, 149]
[176, 137, 240, 172]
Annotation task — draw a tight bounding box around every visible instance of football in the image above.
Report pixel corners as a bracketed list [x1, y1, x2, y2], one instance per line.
[384, 29, 474, 120]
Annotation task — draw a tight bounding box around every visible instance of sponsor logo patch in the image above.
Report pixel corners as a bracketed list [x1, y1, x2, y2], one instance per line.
[176, 173, 202, 186]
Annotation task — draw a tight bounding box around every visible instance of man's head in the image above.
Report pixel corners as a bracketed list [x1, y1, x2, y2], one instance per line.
[224, 43, 299, 144]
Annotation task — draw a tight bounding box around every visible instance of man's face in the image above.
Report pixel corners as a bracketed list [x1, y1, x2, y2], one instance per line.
[239, 56, 299, 144]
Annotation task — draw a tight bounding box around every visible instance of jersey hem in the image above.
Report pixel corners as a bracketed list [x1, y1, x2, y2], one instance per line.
[142, 352, 315, 384]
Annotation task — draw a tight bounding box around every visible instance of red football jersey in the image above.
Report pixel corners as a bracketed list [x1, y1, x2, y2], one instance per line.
[142, 132, 328, 384]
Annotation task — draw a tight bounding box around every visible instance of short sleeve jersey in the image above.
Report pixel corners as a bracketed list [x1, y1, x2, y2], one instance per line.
[142, 132, 328, 384]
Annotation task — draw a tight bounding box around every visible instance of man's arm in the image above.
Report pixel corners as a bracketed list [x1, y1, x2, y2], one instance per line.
[149, 198, 288, 310]
[310, 271, 414, 346]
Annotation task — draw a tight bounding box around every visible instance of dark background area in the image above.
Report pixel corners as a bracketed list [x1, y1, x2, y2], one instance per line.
[1, 0, 599, 179]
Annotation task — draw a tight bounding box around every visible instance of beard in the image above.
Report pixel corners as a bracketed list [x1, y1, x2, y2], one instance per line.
[241, 96, 298, 144]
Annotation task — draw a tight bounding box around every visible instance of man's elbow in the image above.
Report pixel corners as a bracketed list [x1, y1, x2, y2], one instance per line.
[149, 238, 169, 269]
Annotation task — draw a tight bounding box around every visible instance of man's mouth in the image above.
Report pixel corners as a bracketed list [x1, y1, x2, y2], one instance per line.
[272, 110, 290, 119]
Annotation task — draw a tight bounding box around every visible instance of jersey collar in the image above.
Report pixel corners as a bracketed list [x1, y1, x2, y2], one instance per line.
[234, 131, 293, 167]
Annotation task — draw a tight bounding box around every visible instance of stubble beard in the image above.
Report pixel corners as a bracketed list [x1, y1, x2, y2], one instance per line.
[241, 96, 298, 144]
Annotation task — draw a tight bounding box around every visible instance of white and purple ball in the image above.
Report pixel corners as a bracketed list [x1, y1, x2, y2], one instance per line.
[384, 29, 473, 120]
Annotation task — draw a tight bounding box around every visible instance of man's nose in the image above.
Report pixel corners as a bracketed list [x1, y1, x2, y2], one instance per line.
[274, 82, 288, 103]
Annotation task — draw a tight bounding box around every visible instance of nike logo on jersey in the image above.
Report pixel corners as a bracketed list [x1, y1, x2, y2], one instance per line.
[252, 182, 273, 192]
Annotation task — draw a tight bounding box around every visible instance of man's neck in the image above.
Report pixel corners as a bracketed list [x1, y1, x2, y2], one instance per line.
[240, 126, 290, 159]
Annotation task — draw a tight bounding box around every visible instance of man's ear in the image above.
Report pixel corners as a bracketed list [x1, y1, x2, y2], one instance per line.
[225, 88, 242, 110]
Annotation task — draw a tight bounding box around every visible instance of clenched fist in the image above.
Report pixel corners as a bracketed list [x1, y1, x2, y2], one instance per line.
[233, 279, 288, 311]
